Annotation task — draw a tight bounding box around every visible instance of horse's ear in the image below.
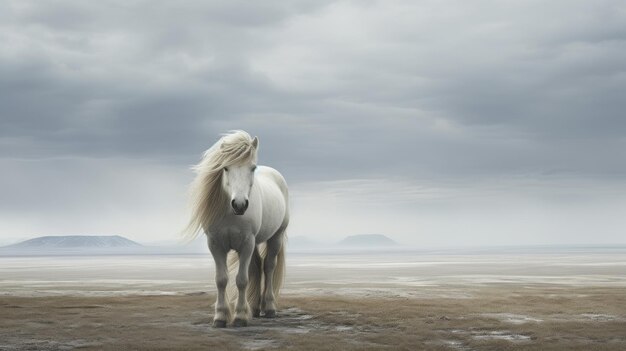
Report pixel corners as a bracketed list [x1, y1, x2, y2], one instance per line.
[220, 142, 226, 150]
[252, 136, 259, 149]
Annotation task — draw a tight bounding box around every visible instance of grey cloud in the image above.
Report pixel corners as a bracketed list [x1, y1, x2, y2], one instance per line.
[1, 1, 625, 184]
[2, 0, 626, 245]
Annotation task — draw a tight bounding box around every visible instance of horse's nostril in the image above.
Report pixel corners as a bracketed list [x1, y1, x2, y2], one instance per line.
[231, 199, 247, 214]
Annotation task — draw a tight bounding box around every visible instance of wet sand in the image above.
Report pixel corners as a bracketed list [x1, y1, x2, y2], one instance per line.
[1, 250, 625, 350]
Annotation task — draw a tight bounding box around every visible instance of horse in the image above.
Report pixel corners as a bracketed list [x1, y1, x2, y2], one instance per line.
[183, 130, 289, 328]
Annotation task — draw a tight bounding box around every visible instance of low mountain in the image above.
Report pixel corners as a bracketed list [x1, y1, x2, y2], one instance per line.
[337, 234, 398, 247]
[5, 235, 142, 249]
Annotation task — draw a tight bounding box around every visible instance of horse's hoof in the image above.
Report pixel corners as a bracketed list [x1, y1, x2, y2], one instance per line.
[213, 320, 227, 328]
[264, 310, 276, 318]
[253, 308, 261, 318]
[233, 318, 248, 327]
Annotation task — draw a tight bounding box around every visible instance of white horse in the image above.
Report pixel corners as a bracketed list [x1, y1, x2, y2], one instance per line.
[183, 130, 289, 328]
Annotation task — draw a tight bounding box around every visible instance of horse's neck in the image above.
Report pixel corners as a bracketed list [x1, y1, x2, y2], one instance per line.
[215, 186, 230, 214]
[205, 182, 230, 225]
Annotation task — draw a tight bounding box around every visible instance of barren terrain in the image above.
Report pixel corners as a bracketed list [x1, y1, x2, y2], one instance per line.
[1, 250, 625, 350]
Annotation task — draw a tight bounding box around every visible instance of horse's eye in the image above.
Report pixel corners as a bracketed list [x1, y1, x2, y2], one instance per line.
[251, 165, 257, 172]
[224, 167, 229, 172]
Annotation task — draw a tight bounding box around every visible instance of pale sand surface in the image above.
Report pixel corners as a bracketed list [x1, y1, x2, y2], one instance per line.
[1, 250, 625, 350]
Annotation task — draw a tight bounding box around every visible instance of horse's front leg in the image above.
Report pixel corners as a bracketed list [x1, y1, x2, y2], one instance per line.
[208, 238, 230, 328]
[233, 235, 255, 327]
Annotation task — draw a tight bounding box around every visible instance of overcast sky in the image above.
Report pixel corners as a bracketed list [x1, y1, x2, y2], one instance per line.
[1, 0, 625, 247]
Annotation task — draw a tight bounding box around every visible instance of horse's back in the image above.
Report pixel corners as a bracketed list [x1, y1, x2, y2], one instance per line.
[255, 166, 289, 242]
[257, 166, 288, 198]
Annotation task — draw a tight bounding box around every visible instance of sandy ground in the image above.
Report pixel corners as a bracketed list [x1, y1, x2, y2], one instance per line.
[1, 287, 625, 350]
[1, 250, 625, 350]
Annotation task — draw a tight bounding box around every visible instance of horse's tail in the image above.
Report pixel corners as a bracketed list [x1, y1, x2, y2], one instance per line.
[272, 236, 286, 301]
[226, 251, 239, 307]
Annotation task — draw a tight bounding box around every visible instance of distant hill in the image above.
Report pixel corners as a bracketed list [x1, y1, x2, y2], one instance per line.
[5, 235, 142, 249]
[337, 234, 398, 247]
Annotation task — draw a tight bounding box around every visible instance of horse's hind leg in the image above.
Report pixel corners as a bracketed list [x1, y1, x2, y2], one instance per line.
[261, 229, 285, 318]
[208, 239, 230, 328]
[233, 235, 255, 327]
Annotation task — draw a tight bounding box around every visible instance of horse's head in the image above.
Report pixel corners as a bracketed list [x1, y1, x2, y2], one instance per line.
[221, 136, 259, 215]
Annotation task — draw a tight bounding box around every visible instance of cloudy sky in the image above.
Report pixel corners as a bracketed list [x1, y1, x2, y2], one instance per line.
[1, 0, 625, 247]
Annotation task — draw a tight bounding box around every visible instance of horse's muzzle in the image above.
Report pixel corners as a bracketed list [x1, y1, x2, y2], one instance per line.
[231, 199, 249, 215]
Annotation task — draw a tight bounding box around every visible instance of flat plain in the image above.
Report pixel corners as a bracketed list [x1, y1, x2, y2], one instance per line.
[1, 249, 625, 350]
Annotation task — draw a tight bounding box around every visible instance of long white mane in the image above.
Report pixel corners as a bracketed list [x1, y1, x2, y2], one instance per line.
[182, 130, 258, 242]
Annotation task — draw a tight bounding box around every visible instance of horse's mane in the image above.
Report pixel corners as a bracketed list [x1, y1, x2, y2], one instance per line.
[182, 130, 257, 242]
